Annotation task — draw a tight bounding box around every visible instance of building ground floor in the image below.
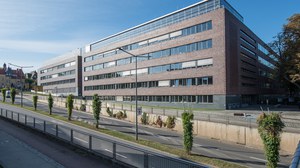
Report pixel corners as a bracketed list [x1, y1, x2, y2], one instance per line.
[82, 94, 285, 110]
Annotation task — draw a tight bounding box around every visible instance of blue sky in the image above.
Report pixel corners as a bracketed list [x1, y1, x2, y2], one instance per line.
[0, 0, 299, 72]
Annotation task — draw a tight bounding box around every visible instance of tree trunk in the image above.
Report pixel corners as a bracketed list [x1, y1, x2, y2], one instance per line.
[96, 120, 99, 128]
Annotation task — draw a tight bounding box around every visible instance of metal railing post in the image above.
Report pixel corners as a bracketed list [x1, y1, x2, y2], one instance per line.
[113, 143, 116, 160]
[43, 121, 46, 132]
[89, 135, 92, 150]
[5, 109, 7, 118]
[33, 118, 36, 128]
[56, 125, 58, 137]
[17, 113, 19, 122]
[144, 153, 149, 168]
[25, 115, 27, 125]
[0, 108, 2, 116]
[70, 129, 73, 143]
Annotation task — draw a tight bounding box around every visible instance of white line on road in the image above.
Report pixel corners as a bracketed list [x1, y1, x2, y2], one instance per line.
[73, 137, 88, 143]
[104, 149, 127, 158]
[249, 157, 266, 162]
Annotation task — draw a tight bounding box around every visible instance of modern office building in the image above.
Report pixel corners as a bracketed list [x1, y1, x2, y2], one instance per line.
[38, 49, 82, 96]
[39, 0, 281, 109]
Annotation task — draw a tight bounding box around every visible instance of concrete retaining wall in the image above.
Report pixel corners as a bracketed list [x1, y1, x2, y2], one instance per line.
[35, 95, 299, 154]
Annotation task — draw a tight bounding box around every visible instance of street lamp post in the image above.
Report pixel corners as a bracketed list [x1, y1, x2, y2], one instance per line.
[118, 48, 149, 141]
[9, 63, 33, 107]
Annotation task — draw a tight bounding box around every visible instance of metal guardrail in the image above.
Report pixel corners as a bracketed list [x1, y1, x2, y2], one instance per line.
[290, 141, 300, 168]
[0, 108, 208, 168]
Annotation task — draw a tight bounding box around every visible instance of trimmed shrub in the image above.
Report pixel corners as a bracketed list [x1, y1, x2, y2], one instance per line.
[257, 112, 285, 168]
[116, 110, 127, 119]
[1, 88, 7, 102]
[11, 88, 16, 104]
[33, 95, 38, 110]
[48, 93, 53, 115]
[182, 110, 194, 155]
[92, 94, 102, 128]
[80, 104, 86, 111]
[67, 94, 74, 120]
[141, 112, 149, 125]
[156, 116, 163, 128]
[106, 107, 113, 117]
[166, 116, 176, 129]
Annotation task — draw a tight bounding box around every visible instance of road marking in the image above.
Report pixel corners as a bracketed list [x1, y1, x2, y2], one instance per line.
[249, 157, 266, 162]
[105, 149, 127, 158]
[73, 137, 88, 143]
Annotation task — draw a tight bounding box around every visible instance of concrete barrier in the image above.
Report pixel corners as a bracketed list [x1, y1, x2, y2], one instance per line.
[33, 95, 299, 154]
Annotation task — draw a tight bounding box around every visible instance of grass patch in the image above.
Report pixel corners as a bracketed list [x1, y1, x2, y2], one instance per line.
[0, 102, 245, 168]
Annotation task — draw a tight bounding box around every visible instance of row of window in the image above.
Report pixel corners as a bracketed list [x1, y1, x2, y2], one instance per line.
[258, 44, 278, 61]
[41, 79, 76, 86]
[241, 45, 256, 56]
[258, 56, 275, 70]
[241, 60, 256, 68]
[85, 21, 212, 62]
[88, 0, 220, 51]
[122, 95, 213, 103]
[84, 39, 212, 72]
[259, 69, 272, 78]
[40, 70, 75, 80]
[242, 83, 256, 87]
[240, 37, 255, 49]
[45, 87, 76, 94]
[241, 52, 256, 62]
[240, 30, 256, 44]
[84, 58, 213, 81]
[40, 61, 76, 74]
[84, 76, 213, 91]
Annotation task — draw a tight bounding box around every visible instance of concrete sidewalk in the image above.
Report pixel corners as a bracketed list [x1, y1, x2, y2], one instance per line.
[0, 130, 64, 168]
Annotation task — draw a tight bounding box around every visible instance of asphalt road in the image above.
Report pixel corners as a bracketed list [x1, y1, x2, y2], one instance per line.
[1, 95, 292, 168]
[0, 116, 112, 168]
[0, 98, 204, 168]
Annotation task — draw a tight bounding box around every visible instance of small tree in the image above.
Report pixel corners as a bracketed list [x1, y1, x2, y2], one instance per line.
[92, 94, 102, 128]
[48, 94, 53, 115]
[257, 113, 285, 168]
[11, 88, 16, 104]
[140, 112, 149, 125]
[67, 94, 74, 120]
[1, 88, 7, 102]
[182, 110, 194, 155]
[33, 95, 38, 110]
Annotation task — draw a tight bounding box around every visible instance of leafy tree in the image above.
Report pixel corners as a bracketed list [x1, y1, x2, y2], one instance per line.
[33, 95, 38, 110]
[48, 93, 54, 115]
[257, 113, 285, 168]
[67, 94, 74, 120]
[1, 88, 7, 102]
[10, 88, 16, 104]
[182, 110, 194, 155]
[270, 14, 300, 93]
[92, 94, 101, 128]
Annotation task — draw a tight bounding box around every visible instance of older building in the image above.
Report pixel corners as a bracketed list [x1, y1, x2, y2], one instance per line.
[37, 49, 82, 96]
[0, 63, 25, 89]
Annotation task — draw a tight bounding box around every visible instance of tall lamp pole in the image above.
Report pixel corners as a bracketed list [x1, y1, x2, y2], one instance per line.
[9, 63, 33, 107]
[118, 48, 149, 140]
